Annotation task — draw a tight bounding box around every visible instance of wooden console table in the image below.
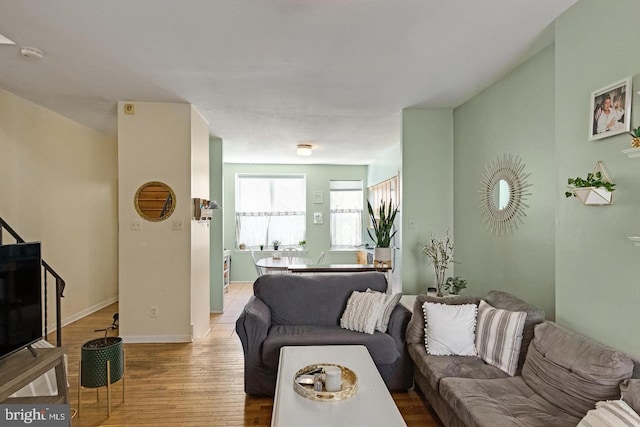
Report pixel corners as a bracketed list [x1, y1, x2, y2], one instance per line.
[0, 347, 69, 404]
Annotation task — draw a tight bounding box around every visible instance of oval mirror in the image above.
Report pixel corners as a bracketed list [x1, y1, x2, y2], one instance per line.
[134, 181, 176, 222]
[492, 179, 511, 211]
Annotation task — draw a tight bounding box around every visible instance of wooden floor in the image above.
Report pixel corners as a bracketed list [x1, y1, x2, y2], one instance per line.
[54, 282, 442, 426]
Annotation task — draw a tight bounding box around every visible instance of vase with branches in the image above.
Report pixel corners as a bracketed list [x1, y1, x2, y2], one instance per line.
[422, 232, 455, 296]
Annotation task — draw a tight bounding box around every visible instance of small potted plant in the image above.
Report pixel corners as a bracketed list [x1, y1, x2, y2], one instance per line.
[367, 200, 398, 268]
[298, 240, 306, 248]
[272, 240, 280, 251]
[259, 244, 264, 251]
[443, 276, 467, 295]
[565, 162, 615, 205]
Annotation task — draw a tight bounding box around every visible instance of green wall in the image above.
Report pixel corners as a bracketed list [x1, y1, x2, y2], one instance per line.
[554, 0, 640, 357]
[223, 163, 368, 282]
[453, 45, 557, 319]
[401, 109, 454, 295]
[209, 137, 224, 312]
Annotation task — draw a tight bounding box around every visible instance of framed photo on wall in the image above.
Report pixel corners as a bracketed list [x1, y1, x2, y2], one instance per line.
[589, 77, 631, 141]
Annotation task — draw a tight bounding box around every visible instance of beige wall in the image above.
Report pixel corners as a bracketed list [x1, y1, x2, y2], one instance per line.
[0, 88, 118, 331]
[190, 106, 210, 338]
[118, 101, 209, 342]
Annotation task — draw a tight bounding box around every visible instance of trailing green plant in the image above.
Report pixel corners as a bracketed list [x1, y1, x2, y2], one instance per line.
[564, 171, 615, 198]
[271, 240, 281, 249]
[444, 276, 467, 295]
[367, 200, 398, 248]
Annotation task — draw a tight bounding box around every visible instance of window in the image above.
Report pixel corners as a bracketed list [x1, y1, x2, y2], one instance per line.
[330, 180, 363, 248]
[235, 174, 306, 248]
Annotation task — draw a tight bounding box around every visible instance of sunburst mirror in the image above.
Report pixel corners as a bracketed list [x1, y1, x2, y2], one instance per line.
[479, 154, 532, 235]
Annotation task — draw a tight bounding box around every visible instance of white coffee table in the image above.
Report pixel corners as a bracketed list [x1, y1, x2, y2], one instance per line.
[271, 345, 406, 427]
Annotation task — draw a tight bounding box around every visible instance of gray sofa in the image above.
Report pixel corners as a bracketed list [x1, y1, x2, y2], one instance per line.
[406, 292, 636, 426]
[235, 272, 413, 396]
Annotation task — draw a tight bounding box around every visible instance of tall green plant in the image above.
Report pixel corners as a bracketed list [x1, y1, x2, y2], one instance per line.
[367, 200, 398, 248]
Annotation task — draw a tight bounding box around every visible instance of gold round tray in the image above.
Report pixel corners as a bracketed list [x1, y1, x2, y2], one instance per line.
[293, 363, 357, 401]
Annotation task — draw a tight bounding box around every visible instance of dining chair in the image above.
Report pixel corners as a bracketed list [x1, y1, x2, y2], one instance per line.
[281, 248, 299, 257]
[251, 251, 267, 276]
[317, 251, 325, 264]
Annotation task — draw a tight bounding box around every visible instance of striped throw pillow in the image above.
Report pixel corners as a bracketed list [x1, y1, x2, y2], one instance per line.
[475, 300, 526, 376]
[340, 290, 387, 335]
[366, 289, 402, 333]
[578, 400, 640, 427]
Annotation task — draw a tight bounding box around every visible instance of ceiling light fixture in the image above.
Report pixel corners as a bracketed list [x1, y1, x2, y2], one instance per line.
[296, 144, 312, 156]
[20, 47, 43, 59]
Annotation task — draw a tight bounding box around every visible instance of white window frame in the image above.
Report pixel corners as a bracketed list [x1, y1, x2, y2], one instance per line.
[235, 174, 306, 249]
[329, 180, 363, 249]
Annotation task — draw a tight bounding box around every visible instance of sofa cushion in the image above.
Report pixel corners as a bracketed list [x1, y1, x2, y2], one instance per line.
[577, 399, 640, 427]
[368, 290, 402, 333]
[407, 342, 508, 391]
[423, 302, 478, 356]
[254, 272, 387, 326]
[475, 300, 526, 376]
[522, 322, 634, 419]
[405, 294, 480, 345]
[340, 290, 387, 334]
[483, 290, 545, 375]
[261, 325, 399, 369]
[440, 376, 580, 427]
[620, 379, 640, 415]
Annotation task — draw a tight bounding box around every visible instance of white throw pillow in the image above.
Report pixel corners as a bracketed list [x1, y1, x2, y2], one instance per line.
[366, 289, 402, 333]
[577, 400, 640, 427]
[340, 290, 387, 335]
[475, 300, 526, 376]
[423, 302, 478, 356]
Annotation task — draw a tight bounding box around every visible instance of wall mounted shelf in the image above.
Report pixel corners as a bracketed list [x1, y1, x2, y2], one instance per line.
[622, 147, 640, 158]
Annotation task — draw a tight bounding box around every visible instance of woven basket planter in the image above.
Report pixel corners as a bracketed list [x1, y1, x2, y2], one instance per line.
[81, 337, 124, 388]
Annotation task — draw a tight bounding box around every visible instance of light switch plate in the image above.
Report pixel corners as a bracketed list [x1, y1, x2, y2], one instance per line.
[313, 212, 323, 224]
[173, 219, 183, 230]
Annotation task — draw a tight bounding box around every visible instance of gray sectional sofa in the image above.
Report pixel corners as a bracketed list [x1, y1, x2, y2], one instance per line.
[235, 272, 413, 396]
[406, 292, 636, 427]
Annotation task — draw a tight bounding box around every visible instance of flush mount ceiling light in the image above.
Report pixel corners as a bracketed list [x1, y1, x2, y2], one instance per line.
[296, 144, 312, 156]
[20, 47, 43, 59]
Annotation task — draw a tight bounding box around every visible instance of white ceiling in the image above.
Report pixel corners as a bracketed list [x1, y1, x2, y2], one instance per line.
[0, 0, 577, 165]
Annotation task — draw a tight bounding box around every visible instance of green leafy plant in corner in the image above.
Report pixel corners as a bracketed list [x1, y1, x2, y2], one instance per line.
[367, 200, 398, 248]
[443, 276, 467, 295]
[564, 171, 615, 198]
[271, 240, 280, 249]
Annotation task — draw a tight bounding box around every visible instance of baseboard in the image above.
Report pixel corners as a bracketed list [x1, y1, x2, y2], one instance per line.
[45, 296, 119, 334]
[120, 334, 193, 343]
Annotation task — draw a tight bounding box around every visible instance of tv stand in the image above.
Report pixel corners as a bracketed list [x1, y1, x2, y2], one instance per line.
[27, 345, 38, 357]
[0, 347, 68, 404]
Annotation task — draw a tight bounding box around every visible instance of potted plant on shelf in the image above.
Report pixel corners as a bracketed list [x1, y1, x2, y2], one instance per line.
[443, 276, 467, 295]
[422, 232, 455, 297]
[367, 200, 398, 268]
[564, 161, 615, 205]
[272, 240, 280, 251]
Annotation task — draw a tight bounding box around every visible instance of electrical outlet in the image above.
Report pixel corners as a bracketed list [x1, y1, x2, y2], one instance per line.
[408, 218, 416, 229]
[131, 220, 141, 231]
[173, 219, 183, 230]
[150, 306, 159, 318]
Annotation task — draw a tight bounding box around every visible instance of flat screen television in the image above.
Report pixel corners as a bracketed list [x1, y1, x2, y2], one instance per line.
[0, 242, 43, 360]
